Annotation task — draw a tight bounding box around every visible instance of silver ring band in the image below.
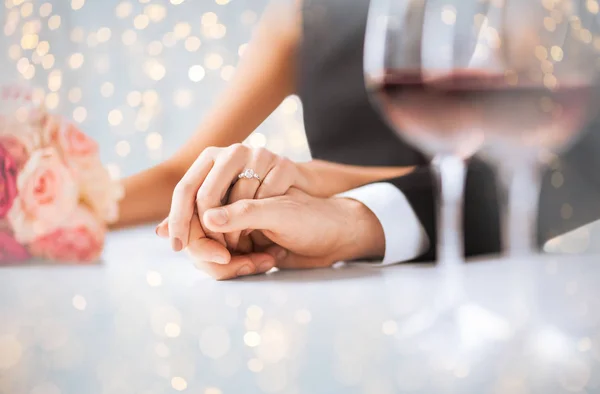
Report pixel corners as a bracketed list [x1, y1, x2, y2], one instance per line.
[238, 169, 261, 182]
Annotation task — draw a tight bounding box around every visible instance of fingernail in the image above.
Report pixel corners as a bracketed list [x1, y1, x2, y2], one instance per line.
[206, 209, 228, 226]
[276, 248, 287, 261]
[237, 265, 253, 276]
[212, 254, 228, 265]
[258, 261, 273, 273]
[155, 226, 159, 236]
[171, 237, 183, 252]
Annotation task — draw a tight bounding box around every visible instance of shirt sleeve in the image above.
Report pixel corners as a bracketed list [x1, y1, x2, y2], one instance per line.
[337, 182, 430, 266]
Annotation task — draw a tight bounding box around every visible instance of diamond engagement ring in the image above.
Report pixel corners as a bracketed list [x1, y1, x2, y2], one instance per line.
[238, 169, 261, 182]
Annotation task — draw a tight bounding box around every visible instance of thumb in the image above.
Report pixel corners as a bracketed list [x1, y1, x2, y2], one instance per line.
[203, 199, 283, 233]
[265, 245, 335, 270]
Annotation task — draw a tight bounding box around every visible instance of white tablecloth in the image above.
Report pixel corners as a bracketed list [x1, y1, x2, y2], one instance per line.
[1, 226, 599, 394]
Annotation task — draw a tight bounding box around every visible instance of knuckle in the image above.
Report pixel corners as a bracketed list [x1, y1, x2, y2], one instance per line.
[227, 143, 247, 156]
[253, 147, 272, 162]
[174, 181, 196, 196]
[276, 157, 294, 172]
[200, 146, 219, 159]
[195, 188, 220, 206]
[236, 200, 254, 216]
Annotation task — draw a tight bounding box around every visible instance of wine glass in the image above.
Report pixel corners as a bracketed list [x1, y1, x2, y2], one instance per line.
[473, 0, 600, 257]
[364, 0, 488, 267]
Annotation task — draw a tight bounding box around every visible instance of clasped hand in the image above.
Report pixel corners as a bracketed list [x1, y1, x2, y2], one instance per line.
[156, 144, 385, 280]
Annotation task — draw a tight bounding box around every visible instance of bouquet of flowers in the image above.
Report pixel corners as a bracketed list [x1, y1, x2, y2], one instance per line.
[0, 86, 124, 264]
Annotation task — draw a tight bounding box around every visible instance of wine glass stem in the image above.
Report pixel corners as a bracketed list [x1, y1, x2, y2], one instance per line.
[432, 154, 467, 267]
[499, 159, 542, 257]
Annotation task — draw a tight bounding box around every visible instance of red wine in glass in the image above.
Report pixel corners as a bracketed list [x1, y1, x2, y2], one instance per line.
[368, 69, 595, 159]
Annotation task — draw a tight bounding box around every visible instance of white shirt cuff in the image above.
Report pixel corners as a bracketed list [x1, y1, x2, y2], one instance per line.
[337, 182, 430, 266]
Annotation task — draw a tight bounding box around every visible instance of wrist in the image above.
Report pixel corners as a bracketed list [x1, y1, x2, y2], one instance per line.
[331, 197, 385, 262]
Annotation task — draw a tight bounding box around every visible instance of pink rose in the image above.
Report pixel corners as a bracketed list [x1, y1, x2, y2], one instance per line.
[0, 133, 33, 169]
[42, 115, 98, 158]
[0, 231, 30, 264]
[0, 145, 18, 219]
[29, 205, 105, 263]
[8, 148, 78, 243]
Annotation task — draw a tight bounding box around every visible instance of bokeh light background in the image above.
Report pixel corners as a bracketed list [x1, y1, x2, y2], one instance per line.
[0, 0, 310, 183]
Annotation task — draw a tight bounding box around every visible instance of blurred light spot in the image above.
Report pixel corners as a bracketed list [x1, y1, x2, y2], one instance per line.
[69, 53, 84, 69]
[146, 132, 163, 150]
[97, 27, 111, 42]
[145, 4, 166, 22]
[20, 2, 33, 16]
[587, 0, 599, 14]
[441, 6, 456, 25]
[45, 92, 59, 109]
[185, 36, 201, 52]
[551, 46, 564, 61]
[202, 12, 218, 26]
[73, 106, 87, 123]
[70, 27, 85, 43]
[68, 88, 82, 103]
[204, 388, 222, 394]
[36, 41, 49, 56]
[144, 59, 166, 81]
[294, 309, 312, 324]
[108, 109, 123, 126]
[72, 295, 87, 311]
[216, 0, 230, 4]
[39, 3, 52, 17]
[48, 70, 61, 91]
[122, 29, 137, 45]
[48, 15, 61, 30]
[249, 132, 267, 148]
[71, 0, 85, 10]
[162, 32, 176, 47]
[189, 65, 206, 82]
[171, 377, 187, 391]
[127, 91, 142, 107]
[205, 53, 223, 70]
[21, 34, 39, 49]
[199, 326, 231, 359]
[543, 74, 557, 89]
[165, 323, 181, 338]
[99, 82, 114, 98]
[116, 1, 132, 18]
[142, 90, 159, 107]
[146, 271, 163, 286]
[8, 45, 21, 60]
[134, 14, 150, 29]
[170, 0, 185, 4]
[382, 320, 397, 335]
[155, 343, 169, 357]
[244, 331, 261, 347]
[535, 45, 548, 61]
[174, 22, 191, 39]
[238, 43, 248, 57]
[147, 40, 163, 56]
[247, 358, 263, 373]
[174, 89, 193, 107]
[561, 203, 573, 219]
[0, 336, 22, 369]
[220, 65, 235, 81]
[247, 305, 263, 320]
[205, 24, 226, 39]
[578, 337, 592, 352]
[116, 140, 131, 157]
[544, 16, 556, 31]
[41, 54, 54, 69]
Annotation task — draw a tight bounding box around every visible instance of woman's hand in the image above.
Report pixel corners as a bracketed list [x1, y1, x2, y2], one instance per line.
[168, 144, 311, 256]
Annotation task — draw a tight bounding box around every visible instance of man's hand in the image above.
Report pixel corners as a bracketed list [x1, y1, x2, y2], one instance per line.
[157, 188, 386, 280]
[202, 188, 386, 271]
